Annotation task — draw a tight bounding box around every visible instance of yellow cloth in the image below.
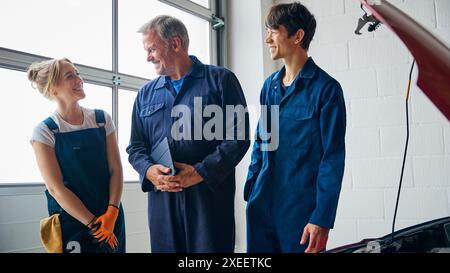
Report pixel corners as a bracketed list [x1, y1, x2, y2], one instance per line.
[40, 214, 63, 253]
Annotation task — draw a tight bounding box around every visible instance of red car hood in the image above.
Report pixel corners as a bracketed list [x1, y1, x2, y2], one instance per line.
[361, 0, 450, 121]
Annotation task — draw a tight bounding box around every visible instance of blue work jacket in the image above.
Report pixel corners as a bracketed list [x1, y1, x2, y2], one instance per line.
[127, 56, 250, 193]
[245, 57, 346, 230]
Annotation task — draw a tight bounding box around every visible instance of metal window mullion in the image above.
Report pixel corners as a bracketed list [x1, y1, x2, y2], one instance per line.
[112, 0, 119, 132]
[0, 46, 147, 92]
[117, 74, 148, 91]
[0, 47, 53, 74]
[0, 47, 112, 86]
[0, 181, 139, 195]
[158, 0, 213, 22]
[209, 0, 218, 65]
[216, 0, 227, 68]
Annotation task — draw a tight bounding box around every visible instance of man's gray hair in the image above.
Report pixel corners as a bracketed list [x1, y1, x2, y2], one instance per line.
[138, 15, 190, 51]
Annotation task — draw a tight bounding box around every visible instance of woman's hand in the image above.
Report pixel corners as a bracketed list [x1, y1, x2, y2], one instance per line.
[90, 205, 119, 250]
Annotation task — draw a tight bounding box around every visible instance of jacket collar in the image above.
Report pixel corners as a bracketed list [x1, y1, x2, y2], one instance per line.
[271, 57, 317, 85]
[155, 55, 205, 89]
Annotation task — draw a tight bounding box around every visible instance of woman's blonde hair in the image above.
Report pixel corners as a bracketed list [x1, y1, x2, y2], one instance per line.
[27, 58, 72, 99]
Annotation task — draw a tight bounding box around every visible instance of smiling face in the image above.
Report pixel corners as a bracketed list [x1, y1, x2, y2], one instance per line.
[142, 28, 175, 76]
[265, 25, 298, 61]
[51, 61, 85, 103]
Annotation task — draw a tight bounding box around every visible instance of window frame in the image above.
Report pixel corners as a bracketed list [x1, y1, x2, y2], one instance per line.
[0, 0, 227, 186]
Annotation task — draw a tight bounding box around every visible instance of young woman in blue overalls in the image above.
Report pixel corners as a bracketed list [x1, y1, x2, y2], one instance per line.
[28, 58, 125, 253]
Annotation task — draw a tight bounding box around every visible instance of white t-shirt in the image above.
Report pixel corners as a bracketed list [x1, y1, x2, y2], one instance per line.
[31, 107, 115, 148]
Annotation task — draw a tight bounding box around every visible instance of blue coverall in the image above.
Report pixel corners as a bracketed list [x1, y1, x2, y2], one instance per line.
[245, 58, 346, 252]
[127, 56, 250, 253]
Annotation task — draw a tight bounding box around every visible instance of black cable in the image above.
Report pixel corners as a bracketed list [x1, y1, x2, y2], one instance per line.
[390, 60, 416, 246]
[360, 4, 367, 15]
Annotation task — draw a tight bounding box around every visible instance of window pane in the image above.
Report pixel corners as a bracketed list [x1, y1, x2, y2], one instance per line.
[118, 89, 139, 182]
[79, 85, 113, 116]
[0, 0, 111, 70]
[0, 68, 112, 184]
[119, 0, 211, 79]
[0, 69, 54, 183]
[190, 0, 209, 8]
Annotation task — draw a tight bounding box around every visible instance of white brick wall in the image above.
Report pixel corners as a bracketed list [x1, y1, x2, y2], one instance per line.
[380, 126, 407, 156]
[417, 188, 450, 221]
[376, 64, 416, 97]
[410, 124, 444, 155]
[328, 219, 358, 247]
[336, 190, 385, 219]
[436, 0, 450, 28]
[448, 189, 450, 212]
[349, 36, 411, 69]
[309, 43, 349, 71]
[435, 27, 450, 47]
[344, 0, 367, 15]
[353, 157, 414, 189]
[413, 156, 450, 187]
[335, 68, 378, 99]
[294, 0, 345, 17]
[342, 161, 353, 189]
[346, 127, 380, 158]
[279, 0, 450, 249]
[351, 96, 406, 127]
[356, 219, 391, 239]
[445, 127, 450, 154]
[402, 0, 437, 29]
[319, 15, 363, 45]
[384, 188, 421, 220]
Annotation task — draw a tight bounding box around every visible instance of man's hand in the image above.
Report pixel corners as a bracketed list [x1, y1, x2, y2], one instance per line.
[300, 223, 329, 253]
[146, 164, 182, 192]
[161, 162, 204, 189]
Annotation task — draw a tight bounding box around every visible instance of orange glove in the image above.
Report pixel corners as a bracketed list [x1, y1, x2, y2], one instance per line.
[91, 205, 119, 250]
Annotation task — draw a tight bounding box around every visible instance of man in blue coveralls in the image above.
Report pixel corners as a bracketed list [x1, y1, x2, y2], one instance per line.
[245, 2, 346, 253]
[127, 15, 250, 253]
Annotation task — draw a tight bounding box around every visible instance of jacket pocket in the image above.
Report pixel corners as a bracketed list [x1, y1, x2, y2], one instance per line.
[139, 103, 165, 118]
[279, 105, 315, 149]
[280, 105, 314, 121]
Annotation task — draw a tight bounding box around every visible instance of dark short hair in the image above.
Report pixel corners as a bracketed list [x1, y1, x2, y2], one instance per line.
[265, 2, 316, 50]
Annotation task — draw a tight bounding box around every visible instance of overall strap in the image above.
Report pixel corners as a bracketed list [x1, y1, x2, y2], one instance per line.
[94, 109, 106, 128]
[43, 117, 59, 134]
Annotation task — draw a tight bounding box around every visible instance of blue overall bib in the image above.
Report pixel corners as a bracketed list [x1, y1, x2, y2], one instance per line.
[43, 109, 126, 253]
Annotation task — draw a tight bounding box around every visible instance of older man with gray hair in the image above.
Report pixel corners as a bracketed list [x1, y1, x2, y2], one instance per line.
[126, 15, 250, 253]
